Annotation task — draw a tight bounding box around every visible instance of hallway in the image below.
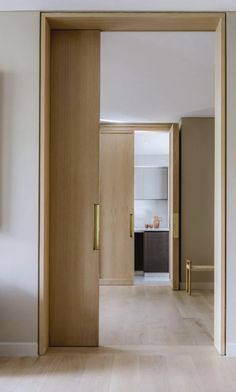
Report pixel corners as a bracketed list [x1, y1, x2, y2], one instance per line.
[99, 285, 214, 346]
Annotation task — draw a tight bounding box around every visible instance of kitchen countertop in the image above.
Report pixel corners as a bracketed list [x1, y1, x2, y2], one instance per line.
[135, 228, 169, 233]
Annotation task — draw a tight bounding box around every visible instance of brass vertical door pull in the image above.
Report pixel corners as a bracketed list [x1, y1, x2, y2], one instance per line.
[173, 212, 179, 239]
[93, 204, 100, 250]
[130, 213, 134, 238]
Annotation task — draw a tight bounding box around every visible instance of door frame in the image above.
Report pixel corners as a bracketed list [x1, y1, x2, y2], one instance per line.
[100, 122, 179, 289]
[39, 12, 226, 355]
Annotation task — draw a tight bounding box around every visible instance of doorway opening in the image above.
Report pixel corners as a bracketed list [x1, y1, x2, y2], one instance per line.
[39, 12, 226, 356]
[98, 32, 214, 348]
[134, 131, 170, 286]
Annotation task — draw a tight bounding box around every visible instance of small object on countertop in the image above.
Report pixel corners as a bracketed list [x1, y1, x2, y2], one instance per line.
[153, 216, 161, 228]
[145, 224, 149, 228]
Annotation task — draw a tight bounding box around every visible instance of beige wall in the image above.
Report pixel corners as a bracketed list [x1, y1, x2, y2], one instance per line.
[180, 118, 214, 286]
[0, 12, 40, 356]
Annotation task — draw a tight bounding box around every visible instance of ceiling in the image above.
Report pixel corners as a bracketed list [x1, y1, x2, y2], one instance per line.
[0, 0, 236, 11]
[135, 132, 169, 155]
[100, 32, 215, 123]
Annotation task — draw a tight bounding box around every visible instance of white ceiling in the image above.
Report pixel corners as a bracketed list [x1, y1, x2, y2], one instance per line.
[100, 32, 215, 123]
[135, 132, 169, 155]
[0, 0, 236, 11]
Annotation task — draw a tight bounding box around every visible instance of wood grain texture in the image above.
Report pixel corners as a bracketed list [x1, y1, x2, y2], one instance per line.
[100, 132, 134, 285]
[1, 288, 234, 391]
[39, 16, 51, 355]
[180, 118, 214, 286]
[99, 279, 133, 286]
[42, 12, 225, 31]
[2, 344, 236, 392]
[214, 16, 226, 355]
[135, 232, 144, 271]
[49, 30, 100, 346]
[100, 123, 171, 133]
[169, 124, 180, 290]
[144, 232, 169, 273]
[99, 285, 214, 346]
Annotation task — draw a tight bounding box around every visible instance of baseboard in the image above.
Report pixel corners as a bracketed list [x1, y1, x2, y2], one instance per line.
[0, 342, 38, 357]
[99, 278, 133, 286]
[226, 343, 236, 357]
[134, 271, 144, 276]
[145, 273, 169, 278]
[180, 282, 214, 290]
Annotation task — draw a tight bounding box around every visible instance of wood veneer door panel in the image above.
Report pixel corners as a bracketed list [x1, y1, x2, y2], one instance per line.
[49, 30, 100, 346]
[100, 132, 134, 284]
[169, 124, 180, 290]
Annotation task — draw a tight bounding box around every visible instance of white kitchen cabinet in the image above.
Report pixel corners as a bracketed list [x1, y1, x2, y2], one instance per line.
[134, 167, 144, 199]
[135, 167, 168, 200]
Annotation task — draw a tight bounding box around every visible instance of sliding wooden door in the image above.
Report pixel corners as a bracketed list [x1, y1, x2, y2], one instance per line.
[49, 31, 100, 346]
[100, 131, 134, 285]
[169, 124, 180, 290]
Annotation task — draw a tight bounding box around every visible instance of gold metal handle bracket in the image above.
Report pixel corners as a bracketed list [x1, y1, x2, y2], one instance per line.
[130, 213, 134, 238]
[93, 204, 100, 250]
[173, 212, 179, 239]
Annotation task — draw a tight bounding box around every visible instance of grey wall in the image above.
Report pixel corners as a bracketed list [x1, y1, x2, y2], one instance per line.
[0, 12, 40, 356]
[180, 118, 214, 287]
[226, 12, 236, 356]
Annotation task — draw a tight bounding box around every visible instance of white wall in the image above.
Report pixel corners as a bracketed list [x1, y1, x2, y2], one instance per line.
[0, 0, 236, 12]
[0, 12, 40, 356]
[135, 154, 169, 167]
[101, 32, 215, 122]
[226, 12, 236, 357]
[134, 200, 168, 229]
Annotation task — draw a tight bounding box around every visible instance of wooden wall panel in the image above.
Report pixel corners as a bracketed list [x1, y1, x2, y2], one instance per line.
[39, 16, 51, 355]
[180, 118, 214, 287]
[214, 17, 226, 355]
[44, 12, 225, 31]
[169, 124, 180, 290]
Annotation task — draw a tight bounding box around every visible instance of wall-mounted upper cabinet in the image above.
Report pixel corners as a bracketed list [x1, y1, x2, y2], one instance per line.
[135, 167, 168, 200]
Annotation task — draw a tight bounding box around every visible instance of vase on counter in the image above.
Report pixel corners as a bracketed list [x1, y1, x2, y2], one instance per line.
[153, 216, 161, 228]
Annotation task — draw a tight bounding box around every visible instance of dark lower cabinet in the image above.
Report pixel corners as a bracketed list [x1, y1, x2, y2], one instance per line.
[135, 232, 144, 271]
[144, 231, 169, 272]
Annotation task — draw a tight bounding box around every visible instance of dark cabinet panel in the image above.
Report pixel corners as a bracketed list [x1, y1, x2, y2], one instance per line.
[144, 231, 169, 272]
[135, 232, 144, 271]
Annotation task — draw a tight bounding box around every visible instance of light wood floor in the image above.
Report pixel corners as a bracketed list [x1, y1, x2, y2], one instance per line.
[1, 286, 236, 391]
[99, 285, 214, 346]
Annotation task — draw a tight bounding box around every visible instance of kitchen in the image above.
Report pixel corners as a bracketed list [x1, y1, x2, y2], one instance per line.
[134, 131, 170, 284]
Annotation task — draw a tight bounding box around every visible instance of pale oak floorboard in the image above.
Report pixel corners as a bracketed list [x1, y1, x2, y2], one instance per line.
[1, 286, 236, 391]
[100, 285, 214, 346]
